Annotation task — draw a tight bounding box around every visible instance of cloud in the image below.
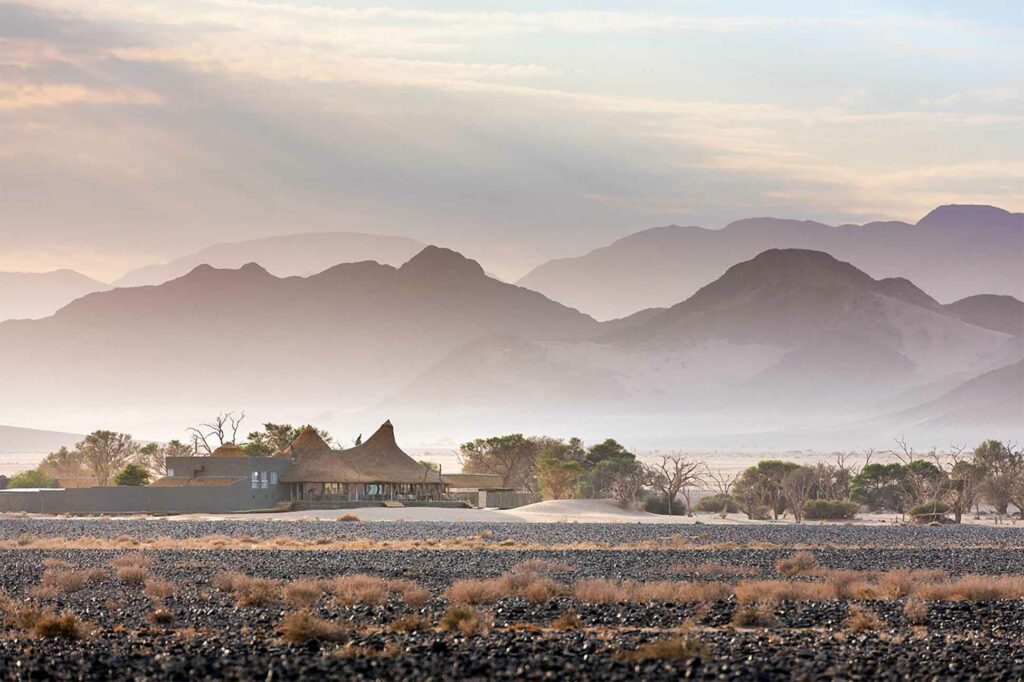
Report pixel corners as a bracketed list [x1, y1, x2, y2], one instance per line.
[0, 1, 1021, 279]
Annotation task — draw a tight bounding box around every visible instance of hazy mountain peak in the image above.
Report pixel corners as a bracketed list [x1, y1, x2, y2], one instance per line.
[114, 232, 426, 287]
[0, 270, 110, 321]
[917, 204, 1022, 231]
[400, 246, 486, 280]
[702, 248, 873, 294]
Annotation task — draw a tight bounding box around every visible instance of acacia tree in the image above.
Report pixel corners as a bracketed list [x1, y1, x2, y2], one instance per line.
[608, 461, 649, 509]
[39, 446, 89, 483]
[645, 454, 706, 516]
[76, 430, 140, 486]
[138, 440, 193, 476]
[459, 434, 543, 493]
[975, 440, 1023, 518]
[782, 466, 819, 523]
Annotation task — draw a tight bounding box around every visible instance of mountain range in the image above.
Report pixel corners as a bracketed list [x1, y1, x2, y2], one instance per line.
[113, 232, 426, 287]
[0, 244, 1018, 447]
[397, 250, 1021, 429]
[0, 246, 598, 434]
[519, 204, 1024, 320]
[0, 270, 109, 321]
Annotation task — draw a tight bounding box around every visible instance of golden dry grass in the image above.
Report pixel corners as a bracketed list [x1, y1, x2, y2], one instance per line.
[551, 610, 581, 630]
[387, 614, 431, 632]
[438, 605, 492, 636]
[280, 611, 349, 643]
[330, 574, 389, 606]
[775, 551, 817, 577]
[116, 566, 148, 585]
[616, 635, 709, 661]
[283, 579, 324, 608]
[143, 578, 175, 599]
[845, 605, 883, 632]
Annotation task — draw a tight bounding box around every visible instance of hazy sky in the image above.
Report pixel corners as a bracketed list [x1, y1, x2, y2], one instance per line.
[1, 1, 1021, 280]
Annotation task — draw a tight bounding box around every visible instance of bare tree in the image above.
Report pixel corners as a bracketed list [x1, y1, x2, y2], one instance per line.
[645, 454, 706, 516]
[707, 470, 738, 518]
[188, 411, 246, 454]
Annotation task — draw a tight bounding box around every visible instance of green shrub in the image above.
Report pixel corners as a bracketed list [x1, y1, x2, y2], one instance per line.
[7, 469, 57, 489]
[907, 501, 950, 516]
[695, 494, 738, 514]
[804, 499, 859, 520]
[113, 464, 151, 487]
[641, 494, 689, 516]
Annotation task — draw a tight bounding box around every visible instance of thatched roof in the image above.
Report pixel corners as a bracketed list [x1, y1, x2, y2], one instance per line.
[281, 420, 443, 485]
[277, 427, 332, 459]
[210, 443, 245, 457]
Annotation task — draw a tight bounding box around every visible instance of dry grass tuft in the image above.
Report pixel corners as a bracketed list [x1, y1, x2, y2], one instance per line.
[845, 604, 883, 632]
[27, 609, 90, 640]
[143, 578, 175, 599]
[445, 578, 505, 605]
[914, 574, 1024, 601]
[116, 566, 148, 585]
[331, 574, 389, 606]
[775, 551, 817, 577]
[337, 513, 361, 522]
[281, 610, 349, 643]
[283, 579, 324, 608]
[551, 610, 581, 630]
[877, 570, 946, 599]
[731, 602, 777, 628]
[617, 635, 709, 662]
[387, 614, 431, 632]
[734, 579, 831, 603]
[213, 572, 281, 606]
[573, 578, 621, 604]
[903, 598, 929, 625]
[438, 605, 492, 636]
[110, 554, 153, 569]
[389, 579, 430, 606]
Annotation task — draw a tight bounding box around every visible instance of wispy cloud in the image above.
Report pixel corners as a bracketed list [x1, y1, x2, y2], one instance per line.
[1, 1, 1021, 279]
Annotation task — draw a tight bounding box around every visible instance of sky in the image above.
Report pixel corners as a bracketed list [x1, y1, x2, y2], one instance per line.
[0, 1, 1021, 281]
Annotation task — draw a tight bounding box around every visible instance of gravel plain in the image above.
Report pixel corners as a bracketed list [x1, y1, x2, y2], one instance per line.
[1, 519, 1023, 680]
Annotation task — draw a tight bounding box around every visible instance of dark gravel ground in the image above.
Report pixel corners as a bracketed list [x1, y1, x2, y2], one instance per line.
[2, 520, 1024, 680]
[3, 517, 1024, 548]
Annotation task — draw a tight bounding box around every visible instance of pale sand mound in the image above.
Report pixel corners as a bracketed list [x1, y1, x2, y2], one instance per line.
[504, 498, 694, 524]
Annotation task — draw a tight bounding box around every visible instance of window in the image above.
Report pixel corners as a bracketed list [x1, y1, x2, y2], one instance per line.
[269, 471, 279, 485]
[261, 471, 269, 489]
[166, 468, 175, 478]
[251, 471, 259, 489]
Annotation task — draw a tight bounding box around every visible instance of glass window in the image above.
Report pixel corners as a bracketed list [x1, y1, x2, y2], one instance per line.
[251, 471, 259, 489]
[269, 471, 279, 485]
[261, 471, 269, 489]
[166, 468, 175, 478]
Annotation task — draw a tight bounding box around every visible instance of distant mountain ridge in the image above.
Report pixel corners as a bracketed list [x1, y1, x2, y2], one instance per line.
[0, 270, 109, 321]
[519, 204, 1024, 319]
[113, 232, 427, 287]
[0, 424, 84, 454]
[396, 248, 1022, 439]
[0, 246, 599, 428]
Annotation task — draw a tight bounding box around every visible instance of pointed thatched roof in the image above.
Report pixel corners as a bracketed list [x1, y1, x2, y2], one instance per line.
[277, 427, 332, 459]
[281, 420, 443, 485]
[210, 443, 245, 457]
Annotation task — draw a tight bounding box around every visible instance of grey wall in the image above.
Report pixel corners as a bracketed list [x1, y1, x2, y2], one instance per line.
[0, 456, 292, 514]
[0, 480, 288, 514]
